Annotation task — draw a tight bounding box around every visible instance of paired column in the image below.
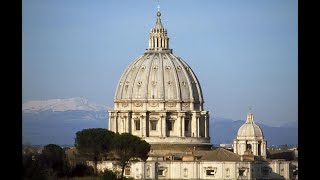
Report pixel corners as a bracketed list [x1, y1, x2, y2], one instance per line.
[108, 112, 112, 131]
[252, 142, 257, 155]
[140, 114, 145, 137]
[181, 115, 185, 137]
[241, 142, 246, 155]
[120, 115, 125, 133]
[178, 113, 185, 137]
[233, 140, 238, 154]
[196, 116, 200, 137]
[191, 112, 197, 137]
[123, 113, 130, 133]
[121, 117, 125, 133]
[164, 39, 167, 49]
[205, 113, 210, 138]
[262, 141, 267, 157]
[191, 112, 202, 137]
[115, 113, 119, 133]
[160, 113, 166, 137]
[274, 162, 278, 174]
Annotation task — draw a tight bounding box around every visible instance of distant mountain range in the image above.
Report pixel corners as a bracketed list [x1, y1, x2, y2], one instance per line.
[22, 97, 297, 146]
[22, 97, 109, 145]
[23, 97, 110, 112]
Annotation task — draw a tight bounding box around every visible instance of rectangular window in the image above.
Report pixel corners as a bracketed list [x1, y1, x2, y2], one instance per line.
[151, 121, 157, 130]
[206, 170, 215, 176]
[135, 120, 140, 130]
[185, 120, 189, 131]
[167, 120, 174, 131]
[125, 168, 131, 175]
[158, 169, 164, 176]
[239, 169, 245, 176]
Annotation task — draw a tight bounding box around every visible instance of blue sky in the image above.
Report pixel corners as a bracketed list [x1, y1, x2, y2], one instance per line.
[22, 0, 297, 127]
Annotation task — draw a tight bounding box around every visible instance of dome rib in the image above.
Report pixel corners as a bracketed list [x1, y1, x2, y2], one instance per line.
[124, 57, 142, 100]
[188, 67, 204, 103]
[147, 54, 158, 99]
[166, 54, 182, 101]
[115, 55, 143, 100]
[159, 53, 165, 100]
[166, 55, 183, 101]
[132, 54, 150, 100]
[145, 55, 153, 100]
[169, 53, 193, 102]
[166, 54, 185, 102]
[172, 54, 203, 103]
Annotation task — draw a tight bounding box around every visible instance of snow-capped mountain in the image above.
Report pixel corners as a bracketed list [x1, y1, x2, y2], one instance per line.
[23, 97, 111, 145]
[23, 97, 112, 112]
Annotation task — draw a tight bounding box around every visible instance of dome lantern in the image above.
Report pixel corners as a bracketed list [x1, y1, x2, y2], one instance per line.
[147, 6, 171, 53]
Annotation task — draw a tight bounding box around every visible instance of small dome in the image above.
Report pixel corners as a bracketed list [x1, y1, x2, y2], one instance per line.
[237, 123, 263, 137]
[236, 112, 264, 138]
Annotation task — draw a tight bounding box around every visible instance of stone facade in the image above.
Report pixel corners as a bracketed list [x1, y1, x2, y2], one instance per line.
[91, 159, 293, 180]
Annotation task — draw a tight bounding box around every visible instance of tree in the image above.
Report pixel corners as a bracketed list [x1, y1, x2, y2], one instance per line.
[101, 169, 118, 180]
[75, 128, 115, 174]
[37, 144, 69, 178]
[112, 133, 151, 180]
[69, 163, 94, 177]
[23, 151, 44, 179]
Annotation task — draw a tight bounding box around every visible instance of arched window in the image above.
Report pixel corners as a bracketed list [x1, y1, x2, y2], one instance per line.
[246, 144, 252, 150]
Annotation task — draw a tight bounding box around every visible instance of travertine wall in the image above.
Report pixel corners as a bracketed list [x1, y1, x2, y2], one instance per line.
[90, 159, 292, 180]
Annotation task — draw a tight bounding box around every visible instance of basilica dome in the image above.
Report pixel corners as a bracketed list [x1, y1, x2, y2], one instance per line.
[109, 7, 210, 150]
[113, 8, 204, 112]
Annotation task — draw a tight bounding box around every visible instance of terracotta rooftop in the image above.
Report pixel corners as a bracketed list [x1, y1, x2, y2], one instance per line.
[267, 150, 297, 161]
[195, 148, 241, 161]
